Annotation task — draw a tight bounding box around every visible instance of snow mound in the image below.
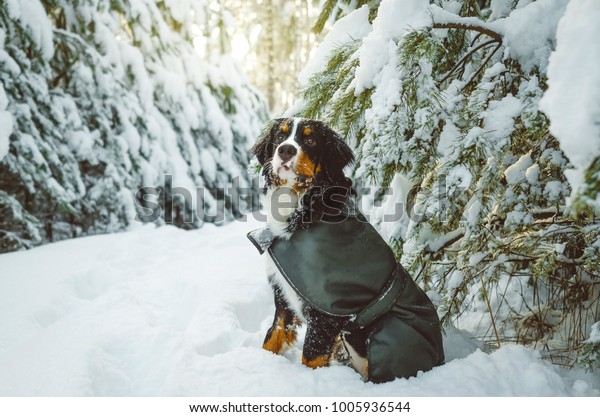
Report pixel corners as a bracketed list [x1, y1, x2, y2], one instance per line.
[0, 219, 598, 396]
[540, 0, 600, 202]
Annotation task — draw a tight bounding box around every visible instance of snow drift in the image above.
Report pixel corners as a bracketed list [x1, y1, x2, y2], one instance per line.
[0, 218, 597, 396]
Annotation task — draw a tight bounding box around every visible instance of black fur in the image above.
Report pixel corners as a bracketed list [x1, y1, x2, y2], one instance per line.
[251, 119, 284, 167]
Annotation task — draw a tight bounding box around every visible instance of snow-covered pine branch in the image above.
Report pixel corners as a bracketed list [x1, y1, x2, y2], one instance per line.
[0, 0, 268, 253]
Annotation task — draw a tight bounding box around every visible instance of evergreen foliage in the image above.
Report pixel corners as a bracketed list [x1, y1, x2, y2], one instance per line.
[296, 0, 599, 366]
[0, 0, 268, 253]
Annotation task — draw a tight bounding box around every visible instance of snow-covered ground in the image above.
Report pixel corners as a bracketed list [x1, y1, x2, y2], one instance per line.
[0, 217, 598, 396]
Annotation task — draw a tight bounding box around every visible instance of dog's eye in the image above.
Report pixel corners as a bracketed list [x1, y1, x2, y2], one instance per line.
[305, 138, 315, 146]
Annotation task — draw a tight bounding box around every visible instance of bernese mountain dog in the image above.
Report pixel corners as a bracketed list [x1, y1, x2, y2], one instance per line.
[250, 117, 369, 375]
[250, 118, 444, 381]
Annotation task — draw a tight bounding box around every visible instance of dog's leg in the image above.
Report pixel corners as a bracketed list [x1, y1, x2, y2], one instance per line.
[302, 308, 347, 369]
[263, 285, 300, 355]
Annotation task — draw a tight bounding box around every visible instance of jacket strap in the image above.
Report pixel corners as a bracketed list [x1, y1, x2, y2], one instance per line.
[246, 227, 275, 255]
[354, 265, 408, 328]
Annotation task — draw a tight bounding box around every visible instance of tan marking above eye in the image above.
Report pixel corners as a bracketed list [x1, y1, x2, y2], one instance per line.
[303, 127, 312, 136]
[281, 124, 289, 133]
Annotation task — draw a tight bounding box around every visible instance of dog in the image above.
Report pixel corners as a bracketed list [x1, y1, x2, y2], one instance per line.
[250, 118, 444, 381]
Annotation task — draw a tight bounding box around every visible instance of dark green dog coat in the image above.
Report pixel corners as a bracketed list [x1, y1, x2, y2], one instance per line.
[248, 210, 444, 382]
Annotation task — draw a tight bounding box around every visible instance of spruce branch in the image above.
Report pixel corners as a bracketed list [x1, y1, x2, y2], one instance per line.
[432, 22, 503, 42]
[439, 39, 499, 85]
[462, 43, 502, 92]
[424, 228, 465, 253]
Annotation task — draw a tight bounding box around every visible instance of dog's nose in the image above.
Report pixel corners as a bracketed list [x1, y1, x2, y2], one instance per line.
[277, 144, 297, 160]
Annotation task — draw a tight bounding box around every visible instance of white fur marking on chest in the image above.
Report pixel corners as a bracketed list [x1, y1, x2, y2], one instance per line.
[262, 183, 304, 240]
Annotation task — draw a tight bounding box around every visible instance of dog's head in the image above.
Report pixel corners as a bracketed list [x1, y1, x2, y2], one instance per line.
[251, 118, 355, 188]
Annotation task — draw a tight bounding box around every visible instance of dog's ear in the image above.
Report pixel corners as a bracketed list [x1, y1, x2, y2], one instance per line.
[251, 119, 284, 165]
[320, 124, 355, 186]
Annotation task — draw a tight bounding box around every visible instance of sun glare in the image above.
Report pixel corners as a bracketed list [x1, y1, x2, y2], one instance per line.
[231, 33, 249, 60]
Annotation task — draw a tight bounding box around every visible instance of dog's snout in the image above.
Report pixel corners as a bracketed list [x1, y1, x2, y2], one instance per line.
[277, 144, 297, 160]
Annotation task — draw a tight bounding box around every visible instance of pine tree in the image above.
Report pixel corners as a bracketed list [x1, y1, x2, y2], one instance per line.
[0, 0, 268, 253]
[295, 0, 599, 365]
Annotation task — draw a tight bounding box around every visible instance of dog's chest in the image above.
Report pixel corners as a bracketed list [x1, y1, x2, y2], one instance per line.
[262, 184, 307, 239]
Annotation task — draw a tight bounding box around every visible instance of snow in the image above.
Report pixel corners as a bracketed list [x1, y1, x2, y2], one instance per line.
[447, 165, 472, 189]
[482, 94, 522, 141]
[430, 4, 504, 37]
[544, 180, 564, 201]
[372, 173, 413, 242]
[505, 154, 533, 186]
[3, 0, 54, 60]
[0, 84, 12, 161]
[0, 219, 598, 396]
[589, 322, 600, 344]
[298, 5, 371, 86]
[500, 0, 567, 74]
[354, 0, 430, 93]
[540, 0, 600, 203]
[437, 121, 461, 159]
[490, 0, 514, 19]
[468, 252, 488, 267]
[446, 270, 465, 292]
[66, 130, 94, 160]
[525, 163, 540, 185]
[200, 148, 218, 182]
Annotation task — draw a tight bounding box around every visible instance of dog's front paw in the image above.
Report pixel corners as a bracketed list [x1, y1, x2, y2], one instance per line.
[262, 318, 299, 355]
[301, 354, 331, 369]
